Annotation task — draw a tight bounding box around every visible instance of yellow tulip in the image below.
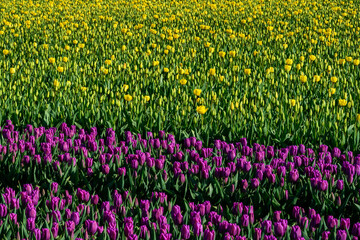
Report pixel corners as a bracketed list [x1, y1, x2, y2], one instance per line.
[219, 51, 226, 57]
[53, 80, 60, 88]
[331, 77, 338, 83]
[339, 99, 347, 107]
[313, 75, 321, 82]
[180, 79, 187, 85]
[48, 58, 55, 64]
[285, 59, 293, 65]
[124, 95, 133, 101]
[290, 99, 296, 107]
[299, 75, 307, 83]
[196, 105, 208, 114]
[285, 65, 292, 72]
[57, 66, 64, 73]
[193, 89, 202, 96]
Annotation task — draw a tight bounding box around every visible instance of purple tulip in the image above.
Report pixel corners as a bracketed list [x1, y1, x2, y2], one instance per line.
[0, 204, 7, 217]
[322, 231, 331, 240]
[10, 213, 17, 225]
[340, 218, 350, 230]
[274, 211, 281, 222]
[262, 220, 272, 234]
[353, 223, 360, 237]
[251, 178, 260, 188]
[102, 164, 110, 174]
[66, 220, 76, 235]
[327, 216, 338, 229]
[34, 228, 41, 240]
[181, 225, 190, 239]
[41, 228, 51, 240]
[86, 220, 98, 235]
[290, 225, 301, 240]
[71, 212, 80, 225]
[289, 169, 299, 182]
[336, 180, 344, 191]
[254, 228, 262, 240]
[274, 221, 286, 237]
[51, 223, 59, 238]
[27, 218, 36, 231]
[318, 180, 328, 191]
[241, 214, 249, 227]
[107, 227, 118, 240]
[336, 230, 347, 240]
[51, 182, 58, 193]
[204, 229, 215, 240]
[140, 225, 150, 239]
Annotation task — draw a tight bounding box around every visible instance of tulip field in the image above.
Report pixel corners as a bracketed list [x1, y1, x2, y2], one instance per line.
[1, 0, 360, 239]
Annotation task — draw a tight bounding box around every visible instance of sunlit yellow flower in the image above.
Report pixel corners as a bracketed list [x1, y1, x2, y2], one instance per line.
[124, 95, 133, 101]
[338, 59, 345, 65]
[266, 67, 274, 75]
[309, 55, 316, 61]
[3, 49, 10, 55]
[346, 56, 353, 62]
[209, 68, 216, 76]
[53, 80, 60, 88]
[153, 61, 159, 67]
[123, 84, 129, 92]
[354, 59, 360, 66]
[48, 58, 55, 64]
[296, 64, 301, 70]
[285, 59, 293, 65]
[62, 57, 68, 62]
[122, 45, 127, 51]
[290, 99, 296, 107]
[329, 88, 336, 95]
[193, 89, 202, 96]
[331, 77, 338, 83]
[57, 66, 64, 73]
[196, 105, 208, 114]
[219, 75, 225, 81]
[300, 75, 307, 83]
[65, 45, 71, 51]
[180, 79, 187, 85]
[219, 51, 226, 57]
[73, 40, 78, 45]
[285, 65, 292, 72]
[244, 69, 251, 75]
[81, 87, 87, 92]
[313, 75, 321, 82]
[10, 68, 16, 74]
[339, 99, 347, 107]
[78, 43, 85, 48]
[105, 59, 112, 65]
[164, 68, 169, 73]
[300, 56, 305, 62]
[102, 68, 109, 74]
[144, 96, 150, 102]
